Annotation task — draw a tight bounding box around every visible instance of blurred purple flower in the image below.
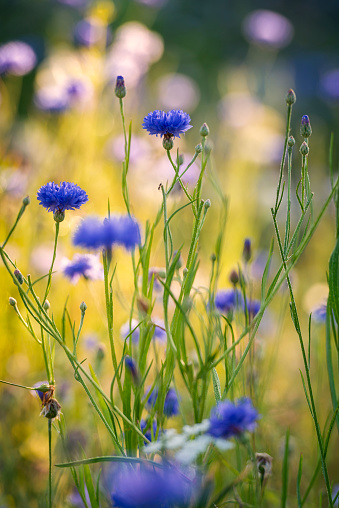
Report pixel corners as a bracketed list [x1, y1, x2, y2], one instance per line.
[208, 398, 259, 440]
[142, 109, 192, 138]
[215, 288, 243, 314]
[73, 215, 141, 251]
[120, 318, 166, 344]
[312, 303, 327, 324]
[35, 78, 93, 113]
[140, 418, 158, 443]
[321, 69, 339, 100]
[74, 17, 110, 47]
[37, 182, 88, 214]
[146, 387, 179, 417]
[245, 298, 261, 318]
[0, 41, 37, 76]
[242, 10, 294, 49]
[61, 253, 103, 283]
[111, 465, 192, 508]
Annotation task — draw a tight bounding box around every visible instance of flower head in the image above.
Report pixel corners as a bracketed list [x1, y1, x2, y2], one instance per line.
[146, 387, 179, 417]
[61, 254, 103, 284]
[37, 182, 88, 221]
[215, 288, 243, 314]
[142, 109, 192, 138]
[208, 398, 259, 439]
[140, 418, 158, 443]
[0, 41, 37, 76]
[111, 465, 192, 508]
[73, 215, 141, 250]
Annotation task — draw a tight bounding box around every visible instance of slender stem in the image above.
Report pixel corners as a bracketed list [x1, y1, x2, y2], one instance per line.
[119, 98, 128, 160]
[102, 251, 124, 400]
[2, 200, 29, 249]
[166, 151, 192, 202]
[42, 222, 60, 305]
[274, 104, 292, 216]
[48, 419, 52, 508]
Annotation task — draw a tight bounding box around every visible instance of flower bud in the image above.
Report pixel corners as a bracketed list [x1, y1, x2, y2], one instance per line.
[300, 115, 312, 138]
[288, 136, 295, 147]
[229, 269, 239, 285]
[40, 398, 61, 419]
[195, 143, 203, 154]
[162, 134, 174, 151]
[125, 356, 139, 384]
[9, 297, 17, 307]
[14, 269, 24, 285]
[22, 195, 30, 207]
[299, 141, 309, 156]
[137, 296, 150, 315]
[286, 89, 296, 105]
[199, 122, 210, 137]
[80, 301, 87, 313]
[178, 154, 184, 166]
[242, 238, 252, 262]
[115, 75, 126, 99]
[43, 300, 50, 311]
[53, 210, 65, 223]
[204, 199, 211, 209]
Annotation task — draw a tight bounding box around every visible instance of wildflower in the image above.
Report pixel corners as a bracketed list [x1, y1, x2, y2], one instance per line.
[73, 215, 141, 250]
[111, 465, 192, 508]
[312, 303, 327, 323]
[146, 387, 179, 417]
[242, 238, 252, 262]
[300, 115, 312, 138]
[37, 182, 88, 222]
[215, 288, 243, 314]
[286, 89, 296, 106]
[40, 398, 62, 420]
[207, 398, 259, 440]
[120, 318, 167, 344]
[199, 122, 210, 137]
[142, 109, 192, 138]
[61, 253, 103, 284]
[299, 141, 309, 156]
[14, 269, 24, 284]
[115, 75, 126, 98]
[0, 41, 37, 76]
[140, 418, 158, 443]
[125, 356, 139, 384]
[245, 298, 261, 318]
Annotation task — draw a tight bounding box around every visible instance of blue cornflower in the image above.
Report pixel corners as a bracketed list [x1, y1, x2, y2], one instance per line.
[146, 387, 179, 418]
[313, 303, 327, 324]
[111, 465, 192, 508]
[73, 215, 141, 251]
[140, 418, 158, 443]
[0, 41, 37, 76]
[37, 182, 88, 222]
[142, 109, 192, 138]
[61, 253, 103, 284]
[208, 398, 259, 440]
[215, 288, 243, 314]
[245, 298, 261, 318]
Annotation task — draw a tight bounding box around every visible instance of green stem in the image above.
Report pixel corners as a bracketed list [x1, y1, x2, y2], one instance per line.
[274, 104, 292, 216]
[42, 222, 60, 305]
[166, 151, 192, 202]
[48, 419, 52, 508]
[2, 199, 29, 249]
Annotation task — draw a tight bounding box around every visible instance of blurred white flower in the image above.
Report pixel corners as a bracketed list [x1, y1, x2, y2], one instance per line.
[242, 10, 294, 49]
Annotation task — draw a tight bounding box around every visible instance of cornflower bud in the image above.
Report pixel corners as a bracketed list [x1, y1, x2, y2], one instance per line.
[288, 136, 295, 147]
[162, 133, 174, 151]
[229, 269, 239, 285]
[22, 195, 30, 207]
[195, 143, 203, 154]
[115, 75, 126, 99]
[43, 300, 50, 311]
[80, 301, 87, 313]
[53, 210, 65, 223]
[300, 115, 312, 138]
[9, 297, 17, 307]
[242, 238, 252, 262]
[199, 122, 210, 137]
[14, 269, 24, 285]
[299, 141, 309, 156]
[286, 89, 296, 105]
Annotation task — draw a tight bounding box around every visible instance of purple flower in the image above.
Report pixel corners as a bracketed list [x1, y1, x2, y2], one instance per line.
[61, 254, 103, 283]
[74, 17, 109, 47]
[146, 387, 179, 418]
[208, 398, 259, 440]
[125, 356, 139, 384]
[73, 215, 141, 251]
[245, 298, 261, 318]
[0, 41, 37, 76]
[37, 182, 88, 215]
[140, 418, 158, 443]
[215, 288, 243, 314]
[120, 318, 167, 344]
[111, 465, 192, 508]
[142, 109, 192, 138]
